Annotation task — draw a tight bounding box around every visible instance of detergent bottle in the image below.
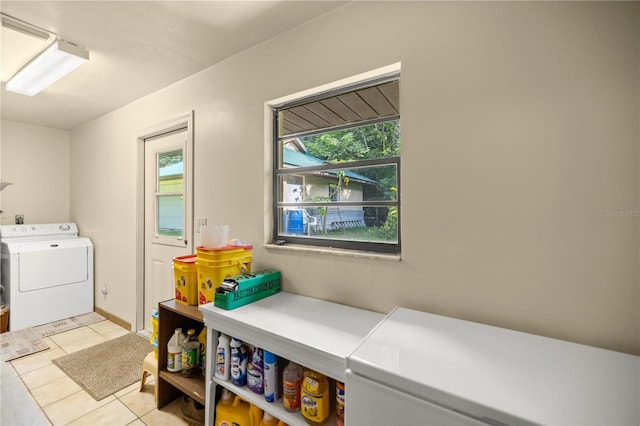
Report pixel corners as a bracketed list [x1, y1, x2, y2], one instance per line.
[150, 309, 159, 358]
[230, 337, 248, 386]
[249, 403, 263, 426]
[215, 333, 230, 380]
[216, 388, 233, 411]
[259, 412, 278, 426]
[215, 389, 252, 426]
[247, 346, 264, 394]
[336, 381, 345, 426]
[198, 327, 207, 377]
[300, 368, 329, 426]
[167, 328, 186, 372]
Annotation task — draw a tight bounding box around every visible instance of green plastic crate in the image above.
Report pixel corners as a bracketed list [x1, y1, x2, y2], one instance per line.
[214, 270, 281, 310]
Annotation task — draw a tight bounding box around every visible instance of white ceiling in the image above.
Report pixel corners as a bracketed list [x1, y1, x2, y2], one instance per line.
[0, 1, 347, 130]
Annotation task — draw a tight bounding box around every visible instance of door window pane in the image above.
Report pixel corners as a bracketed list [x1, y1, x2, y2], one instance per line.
[157, 148, 184, 238]
[158, 195, 183, 237]
[158, 149, 183, 193]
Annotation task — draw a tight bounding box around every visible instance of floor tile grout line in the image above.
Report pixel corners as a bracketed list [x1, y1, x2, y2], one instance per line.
[112, 396, 145, 425]
[29, 363, 144, 425]
[8, 323, 158, 426]
[115, 387, 157, 420]
[17, 363, 68, 395]
[10, 362, 56, 425]
[54, 393, 115, 426]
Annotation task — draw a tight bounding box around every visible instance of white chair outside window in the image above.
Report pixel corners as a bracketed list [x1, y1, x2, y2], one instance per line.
[304, 210, 319, 235]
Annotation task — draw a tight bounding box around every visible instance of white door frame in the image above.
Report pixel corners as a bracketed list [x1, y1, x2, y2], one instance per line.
[135, 111, 194, 332]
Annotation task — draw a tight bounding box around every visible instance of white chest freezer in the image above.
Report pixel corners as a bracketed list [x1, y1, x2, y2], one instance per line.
[346, 307, 640, 426]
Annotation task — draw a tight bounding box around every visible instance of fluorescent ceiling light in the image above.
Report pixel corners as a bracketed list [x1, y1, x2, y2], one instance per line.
[1, 14, 51, 40]
[6, 39, 89, 96]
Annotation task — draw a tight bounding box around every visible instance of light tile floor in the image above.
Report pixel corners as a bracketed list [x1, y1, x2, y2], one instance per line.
[1, 320, 192, 426]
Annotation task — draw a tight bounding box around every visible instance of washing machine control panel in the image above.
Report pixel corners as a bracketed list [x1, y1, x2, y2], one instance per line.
[0, 223, 79, 239]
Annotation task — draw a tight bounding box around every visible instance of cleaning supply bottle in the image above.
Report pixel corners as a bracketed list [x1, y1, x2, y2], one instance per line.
[181, 329, 200, 377]
[247, 345, 264, 394]
[249, 403, 263, 426]
[263, 350, 279, 402]
[259, 412, 278, 426]
[301, 368, 329, 426]
[150, 309, 159, 358]
[167, 328, 186, 372]
[198, 327, 207, 377]
[215, 333, 231, 380]
[216, 388, 233, 413]
[215, 389, 252, 426]
[282, 361, 303, 412]
[336, 381, 345, 426]
[230, 337, 248, 386]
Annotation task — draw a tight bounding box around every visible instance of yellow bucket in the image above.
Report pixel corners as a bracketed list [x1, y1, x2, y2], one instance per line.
[197, 256, 251, 305]
[173, 254, 198, 305]
[196, 245, 253, 262]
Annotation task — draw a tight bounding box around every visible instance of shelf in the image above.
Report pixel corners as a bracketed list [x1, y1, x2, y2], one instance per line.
[199, 292, 381, 426]
[213, 377, 301, 425]
[160, 370, 206, 405]
[157, 299, 206, 410]
[160, 299, 203, 322]
[212, 376, 336, 426]
[199, 292, 384, 381]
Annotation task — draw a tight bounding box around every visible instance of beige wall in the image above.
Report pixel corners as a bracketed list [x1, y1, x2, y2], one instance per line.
[70, 2, 639, 354]
[0, 120, 70, 225]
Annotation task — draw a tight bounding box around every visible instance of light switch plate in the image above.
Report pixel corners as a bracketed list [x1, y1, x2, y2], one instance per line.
[197, 218, 207, 233]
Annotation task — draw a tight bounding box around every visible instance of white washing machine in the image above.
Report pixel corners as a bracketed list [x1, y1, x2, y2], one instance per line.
[0, 223, 94, 330]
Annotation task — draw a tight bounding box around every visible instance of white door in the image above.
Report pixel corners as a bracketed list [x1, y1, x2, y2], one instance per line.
[143, 128, 192, 331]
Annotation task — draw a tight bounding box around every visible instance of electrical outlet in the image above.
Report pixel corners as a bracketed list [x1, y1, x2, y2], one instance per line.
[197, 218, 207, 233]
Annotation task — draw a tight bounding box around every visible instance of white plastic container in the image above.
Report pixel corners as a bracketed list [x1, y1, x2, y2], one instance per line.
[167, 328, 186, 372]
[201, 225, 229, 248]
[263, 350, 279, 403]
[215, 333, 231, 380]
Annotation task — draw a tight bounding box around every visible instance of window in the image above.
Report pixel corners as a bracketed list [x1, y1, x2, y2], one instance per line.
[156, 148, 184, 240]
[273, 73, 400, 254]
